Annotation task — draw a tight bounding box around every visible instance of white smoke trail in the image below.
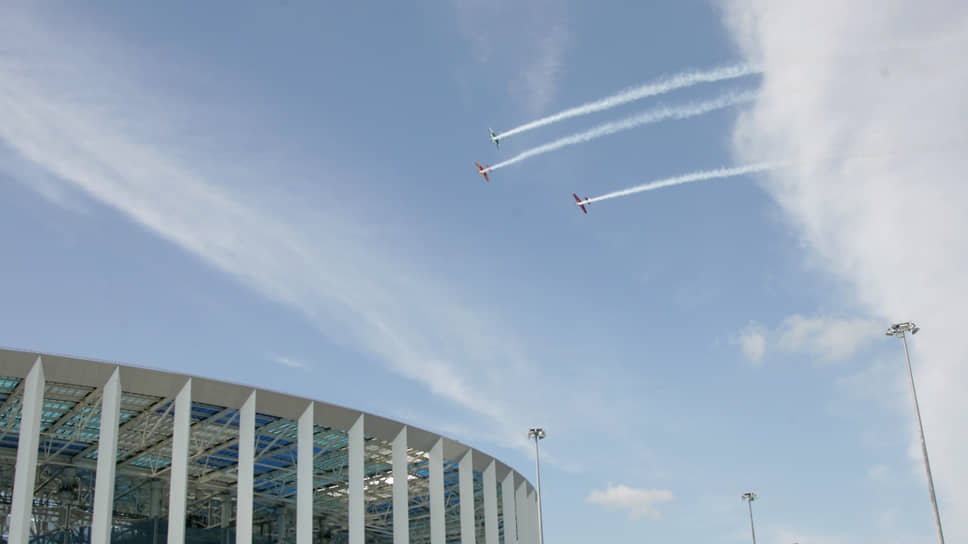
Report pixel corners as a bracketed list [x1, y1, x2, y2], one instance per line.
[488, 90, 757, 172]
[495, 63, 761, 141]
[580, 141, 966, 207]
[582, 162, 780, 205]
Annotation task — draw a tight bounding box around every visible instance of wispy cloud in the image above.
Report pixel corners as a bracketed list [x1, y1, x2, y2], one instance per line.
[867, 463, 891, 483]
[585, 483, 674, 520]
[775, 314, 882, 361]
[732, 315, 881, 364]
[770, 527, 845, 544]
[453, 0, 570, 114]
[721, 0, 968, 537]
[731, 321, 767, 365]
[512, 22, 569, 113]
[0, 6, 551, 458]
[269, 354, 312, 371]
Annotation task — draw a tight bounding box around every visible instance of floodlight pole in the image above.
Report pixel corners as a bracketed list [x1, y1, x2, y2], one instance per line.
[741, 492, 757, 544]
[887, 322, 944, 544]
[527, 428, 546, 544]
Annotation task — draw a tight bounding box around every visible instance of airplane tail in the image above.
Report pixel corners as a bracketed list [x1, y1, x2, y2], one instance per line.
[573, 193, 589, 214]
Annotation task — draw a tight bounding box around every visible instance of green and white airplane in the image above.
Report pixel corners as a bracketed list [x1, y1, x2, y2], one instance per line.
[488, 128, 501, 149]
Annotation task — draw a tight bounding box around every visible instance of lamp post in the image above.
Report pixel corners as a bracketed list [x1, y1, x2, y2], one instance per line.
[886, 321, 945, 544]
[527, 428, 546, 544]
[741, 492, 757, 544]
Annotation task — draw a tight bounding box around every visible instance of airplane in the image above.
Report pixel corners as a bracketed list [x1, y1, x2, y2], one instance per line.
[573, 193, 590, 214]
[475, 162, 491, 182]
[488, 128, 501, 149]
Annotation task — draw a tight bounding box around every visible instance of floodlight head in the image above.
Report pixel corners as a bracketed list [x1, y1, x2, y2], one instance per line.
[527, 428, 546, 440]
[886, 321, 918, 337]
[741, 492, 758, 502]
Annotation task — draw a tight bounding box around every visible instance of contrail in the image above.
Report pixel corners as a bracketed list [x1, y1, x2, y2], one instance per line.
[580, 140, 968, 206]
[582, 162, 781, 205]
[488, 90, 757, 172]
[495, 63, 761, 141]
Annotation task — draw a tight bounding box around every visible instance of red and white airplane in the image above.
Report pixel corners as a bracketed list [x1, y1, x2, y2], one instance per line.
[475, 162, 491, 182]
[573, 193, 590, 214]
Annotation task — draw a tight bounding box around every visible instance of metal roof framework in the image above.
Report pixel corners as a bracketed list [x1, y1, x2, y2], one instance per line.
[0, 349, 539, 544]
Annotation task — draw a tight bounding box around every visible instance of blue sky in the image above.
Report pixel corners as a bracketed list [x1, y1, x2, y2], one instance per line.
[2, 2, 965, 543]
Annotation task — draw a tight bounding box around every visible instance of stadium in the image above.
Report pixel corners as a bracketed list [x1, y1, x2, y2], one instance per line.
[0, 348, 539, 544]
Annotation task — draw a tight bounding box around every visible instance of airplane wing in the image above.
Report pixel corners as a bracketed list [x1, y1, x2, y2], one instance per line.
[476, 162, 491, 182]
[489, 128, 500, 149]
[573, 193, 588, 214]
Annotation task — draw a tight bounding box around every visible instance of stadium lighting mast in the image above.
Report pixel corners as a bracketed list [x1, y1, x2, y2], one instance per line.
[885, 321, 945, 544]
[741, 492, 758, 544]
[527, 427, 546, 544]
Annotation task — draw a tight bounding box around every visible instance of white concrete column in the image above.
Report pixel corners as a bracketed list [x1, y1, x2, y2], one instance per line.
[429, 439, 444, 544]
[151, 480, 164, 544]
[526, 491, 536, 544]
[167, 379, 192, 544]
[91, 368, 122, 544]
[514, 484, 528, 544]
[9, 357, 44, 544]
[150, 480, 164, 519]
[500, 472, 517, 544]
[348, 414, 364, 544]
[458, 449, 474, 544]
[532, 492, 540, 544]
[529, 490, 538, 544]
[483, 462, 498, 544]
[392, 426, 408, 544]
[237, 391, 256, 544]
[220, 495, 232, 528]
[276, 508, 287, 543]
[297, 403, 313, 544]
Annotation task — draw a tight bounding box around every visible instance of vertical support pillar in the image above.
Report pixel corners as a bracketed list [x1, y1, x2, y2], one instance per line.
[9, 357, 44, 544]
[220, 495, 232, 528]
[220, 493, 232, 544]
[275, 508, 287, 544]
[348, 414, 364, 544]
[150, 480, 163, 544]
[297, 403, 313, 544]
[534, 491, 543, 544]
[458, 450, 474, 544]
[528, 491, 537, 544]
[500, 473, 517, 544]
[150, 480, 164, 519]
[91, 368, 122, 544]
[237, 391, 256, 544]
[167, 379, 192, 544]
[514, 484, 528, 544]
[483, 462, 497, 544]
[429, 439, 444, 544]
[392, 426, 409, 544]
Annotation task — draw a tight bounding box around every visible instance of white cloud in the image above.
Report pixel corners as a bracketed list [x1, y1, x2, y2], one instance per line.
[454, 0, 569, 113]
[775, 315, 881, 361]
[512, 22, 569, 113]
[721, 0, 968, 539]
[770, 527, 845, 544]
[731, 321, 767, 364]
[269, 354, 312, 371]
[732, 315, 878, 364]
[585, 483, 674, 520]
[0, 6, 559, 461]
[867, 463, 891, 483]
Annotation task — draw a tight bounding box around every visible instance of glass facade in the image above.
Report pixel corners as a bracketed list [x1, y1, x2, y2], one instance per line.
[0, 353, 536, 544]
